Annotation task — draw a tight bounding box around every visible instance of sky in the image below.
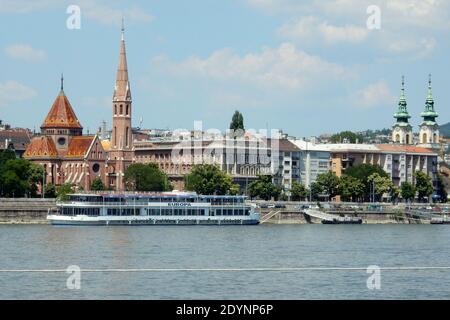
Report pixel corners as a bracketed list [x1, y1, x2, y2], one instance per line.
[0, 0, 449, 137]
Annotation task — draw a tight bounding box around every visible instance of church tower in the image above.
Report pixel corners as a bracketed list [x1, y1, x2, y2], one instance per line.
[419, 74, 439, 146]
[109, 20, 133, 191]
[392, 76, 413, 144]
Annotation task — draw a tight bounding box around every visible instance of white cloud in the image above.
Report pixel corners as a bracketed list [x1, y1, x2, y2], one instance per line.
[154, 43, 355, 90]
[79, 1, 154, 26]
[5, 44, 47, 62]
[0, 0, 58, 13]
[386, 37, 436, 59]
[278, 16, 368, 44]
[0, 0, 154, 26]
[354, 80, 395, 108]
[0, 80, 37, 107]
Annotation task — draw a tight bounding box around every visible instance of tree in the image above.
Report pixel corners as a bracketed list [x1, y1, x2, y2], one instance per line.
[56, 183, 73, 201]
[185, 164, 238, 195]
[290, 181, 308, 201]
[401, 182, 416, 202]
[45, 183, 57, 198]
[390, 185, 400, 203]
[247, 175, 281, 200]
[229, 110, 244, 131]
[124, 163, 172, 192]
[435, 173, 448, 203]
[330, 131, 364, 144]
[415, 171, 433, 202]
[368, 173, 393, 201]
[0, 158, 32, 197]
[345, 164, 389, 201]
[91, 177, 106, 191]
[308, 182, 323, 201]
[316, 171, 340, 200]
[338, 175, 364, 202]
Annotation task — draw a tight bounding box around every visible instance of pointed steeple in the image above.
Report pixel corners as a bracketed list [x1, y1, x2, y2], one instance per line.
[421, 74, 438, 124]
[113, 18, 131, 102]
[41, 77, 82, 130]
[60, 73, 64, 93]
[394, 75, 411, 123]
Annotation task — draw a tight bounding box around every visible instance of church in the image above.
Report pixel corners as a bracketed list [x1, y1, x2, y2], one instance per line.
[392, 75, 440, 147]
[24, 26, 133, 191]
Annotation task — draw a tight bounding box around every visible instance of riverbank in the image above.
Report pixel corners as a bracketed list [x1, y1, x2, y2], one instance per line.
[0, 198, 440, 225]
[0, 198, 55, 224]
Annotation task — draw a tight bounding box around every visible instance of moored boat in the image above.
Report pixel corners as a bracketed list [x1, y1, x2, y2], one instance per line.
[47, 192, 260, 226]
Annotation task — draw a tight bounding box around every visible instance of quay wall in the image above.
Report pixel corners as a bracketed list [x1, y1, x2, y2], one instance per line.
[0, 198, 55, 224]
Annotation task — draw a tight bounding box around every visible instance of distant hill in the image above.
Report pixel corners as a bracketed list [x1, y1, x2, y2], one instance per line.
[440, 122, 450, 138]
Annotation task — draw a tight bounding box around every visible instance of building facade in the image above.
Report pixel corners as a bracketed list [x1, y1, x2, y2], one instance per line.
[23, 81, 107, 190]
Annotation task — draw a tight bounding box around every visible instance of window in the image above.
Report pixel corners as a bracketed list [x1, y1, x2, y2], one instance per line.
[57, 137, 66, 146]
[126, 105, 129, 115]
[120, 104, 123, 114]
[92, 163, 100, 173]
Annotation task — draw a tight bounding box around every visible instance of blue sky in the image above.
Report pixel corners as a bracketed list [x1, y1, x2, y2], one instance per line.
[0, 0, 449, 137]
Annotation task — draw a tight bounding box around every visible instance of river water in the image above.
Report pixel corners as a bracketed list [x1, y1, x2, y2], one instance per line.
[1, 224, 450, 299]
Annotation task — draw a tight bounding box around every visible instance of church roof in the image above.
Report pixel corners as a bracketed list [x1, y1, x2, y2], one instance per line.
[65, 136, 95, 158]
[113, 24, 132, 102]
[41, 90, 83, 130]
[23, 136, 59, 158]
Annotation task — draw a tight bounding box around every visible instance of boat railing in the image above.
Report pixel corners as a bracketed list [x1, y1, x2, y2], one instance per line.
[57, 201, 250, 207]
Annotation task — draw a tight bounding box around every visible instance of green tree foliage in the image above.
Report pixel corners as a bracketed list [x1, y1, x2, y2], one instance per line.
[247, 175, 282, 200]
[0, 151, 44, 197]
[124, 163, 172, 192]
[338, 175, 364, 202]
[316, 171, 340, 199]
[390, 185, 400, 202]
[400, 182, 416, 201]
[56, 183, 73, 201]
[435, 173, 448, 203]
[308, 182, 323, 201]
[45, 183, 57, 198]
[185, 164, 238, 195]
[345, 164, 389, 201]
[414, 171, 434, 202]
[330, 131, 364, 144]
[90, 177, 106, 191]
[229, 110, 244, 131]
[367, 173, 393, 201]
[290, 181, 308, 201]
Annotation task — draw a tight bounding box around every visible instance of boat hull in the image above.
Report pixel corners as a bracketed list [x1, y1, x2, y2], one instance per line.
[47, 215, 260, 226]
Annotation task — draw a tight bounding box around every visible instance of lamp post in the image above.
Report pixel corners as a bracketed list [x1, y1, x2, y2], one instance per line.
[42, 169, 45, 199]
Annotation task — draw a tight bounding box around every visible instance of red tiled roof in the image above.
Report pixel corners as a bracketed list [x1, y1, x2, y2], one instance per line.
[65, 136, 94, 158]
[41, 91, 82, 129]
[376, 144, 435, 154]
[23, 136, 58, 158]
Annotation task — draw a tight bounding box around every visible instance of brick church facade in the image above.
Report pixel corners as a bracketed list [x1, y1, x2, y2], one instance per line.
[24, 27, 133, 191]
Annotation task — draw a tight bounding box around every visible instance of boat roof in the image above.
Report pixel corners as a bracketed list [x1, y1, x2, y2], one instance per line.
[69, 192, 247, 199]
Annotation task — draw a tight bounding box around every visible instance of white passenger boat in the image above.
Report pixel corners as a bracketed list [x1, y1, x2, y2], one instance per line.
[47, 192, 260, 225]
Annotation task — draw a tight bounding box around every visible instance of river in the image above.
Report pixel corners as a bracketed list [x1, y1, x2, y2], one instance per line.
[1, 224, 449, 299]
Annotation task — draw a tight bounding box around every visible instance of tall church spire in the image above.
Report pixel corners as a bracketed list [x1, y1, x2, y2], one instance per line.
[392, 76, 412, 145]
[113, 18, 131, 102]
[421, 74, 438, 123]
[394, 75, 411, 123]
[419, 74, 439, 145]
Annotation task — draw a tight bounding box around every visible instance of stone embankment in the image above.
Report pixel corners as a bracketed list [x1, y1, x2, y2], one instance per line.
[0, 198, 56, 224]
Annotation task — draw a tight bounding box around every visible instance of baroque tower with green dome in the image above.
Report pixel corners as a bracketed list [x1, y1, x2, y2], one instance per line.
[419, 74, 439, 146]
[392, 76, 413, 144]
